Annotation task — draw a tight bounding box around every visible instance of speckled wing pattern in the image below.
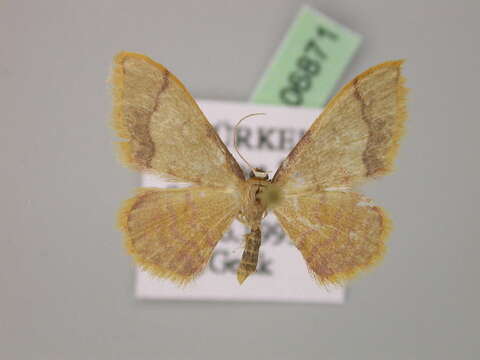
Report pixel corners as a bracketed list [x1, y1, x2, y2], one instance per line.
[119, 187, 240, 284]
[112, 52, 244, 283]
[273, 61, 407, 284]
[111, 52, 244, 187]
[274, 191, 391, 285]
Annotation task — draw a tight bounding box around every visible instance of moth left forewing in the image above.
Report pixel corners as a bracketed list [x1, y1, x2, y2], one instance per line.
[273, 190, 391, 284]
[111, 52, 244, 188]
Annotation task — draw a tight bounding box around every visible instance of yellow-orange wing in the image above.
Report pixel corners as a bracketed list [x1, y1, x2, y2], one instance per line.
[272, 61, 407, 284]
[111, 51, 244, 187]
[118, 187, 241, 284]
[273, 61, 407, 192]
[274, 191, 390, 284]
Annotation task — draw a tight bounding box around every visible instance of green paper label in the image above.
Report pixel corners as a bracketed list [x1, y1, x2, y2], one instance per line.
[251, 5, 362, 108]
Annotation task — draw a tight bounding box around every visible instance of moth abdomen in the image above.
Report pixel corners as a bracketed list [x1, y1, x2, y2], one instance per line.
[237, 227, 261, 284]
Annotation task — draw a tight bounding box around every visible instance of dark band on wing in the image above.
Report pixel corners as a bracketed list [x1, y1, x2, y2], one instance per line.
[352, 67, 400, 177]
[124, 65, 170, 169]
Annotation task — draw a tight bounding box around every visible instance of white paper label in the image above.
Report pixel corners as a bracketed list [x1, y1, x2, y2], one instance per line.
[137, 99, 345, 304]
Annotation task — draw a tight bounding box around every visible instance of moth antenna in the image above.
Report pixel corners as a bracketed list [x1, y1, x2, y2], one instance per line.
[233, 113, 266, 176]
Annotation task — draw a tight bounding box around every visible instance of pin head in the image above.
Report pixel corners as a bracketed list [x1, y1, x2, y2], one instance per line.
[250, 168, 269, 180]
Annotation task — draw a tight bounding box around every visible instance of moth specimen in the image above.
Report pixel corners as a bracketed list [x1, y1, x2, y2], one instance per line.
[112, 52, 407, 285]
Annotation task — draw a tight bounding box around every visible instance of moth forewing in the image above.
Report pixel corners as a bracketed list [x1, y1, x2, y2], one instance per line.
[111, 52, 244, 188]
[273, 60, 407, 191]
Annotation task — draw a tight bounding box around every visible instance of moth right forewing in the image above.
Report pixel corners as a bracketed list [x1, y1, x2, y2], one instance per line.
[273, 61, 407, 192]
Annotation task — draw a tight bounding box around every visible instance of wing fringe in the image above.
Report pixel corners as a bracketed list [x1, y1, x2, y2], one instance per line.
[110, 52, 136, 171]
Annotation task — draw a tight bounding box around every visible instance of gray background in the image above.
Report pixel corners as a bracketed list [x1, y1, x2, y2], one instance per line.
[1, 0, 479, 359]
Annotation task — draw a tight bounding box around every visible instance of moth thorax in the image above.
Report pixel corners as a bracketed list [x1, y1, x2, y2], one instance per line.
[258, 183, 282, 208]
